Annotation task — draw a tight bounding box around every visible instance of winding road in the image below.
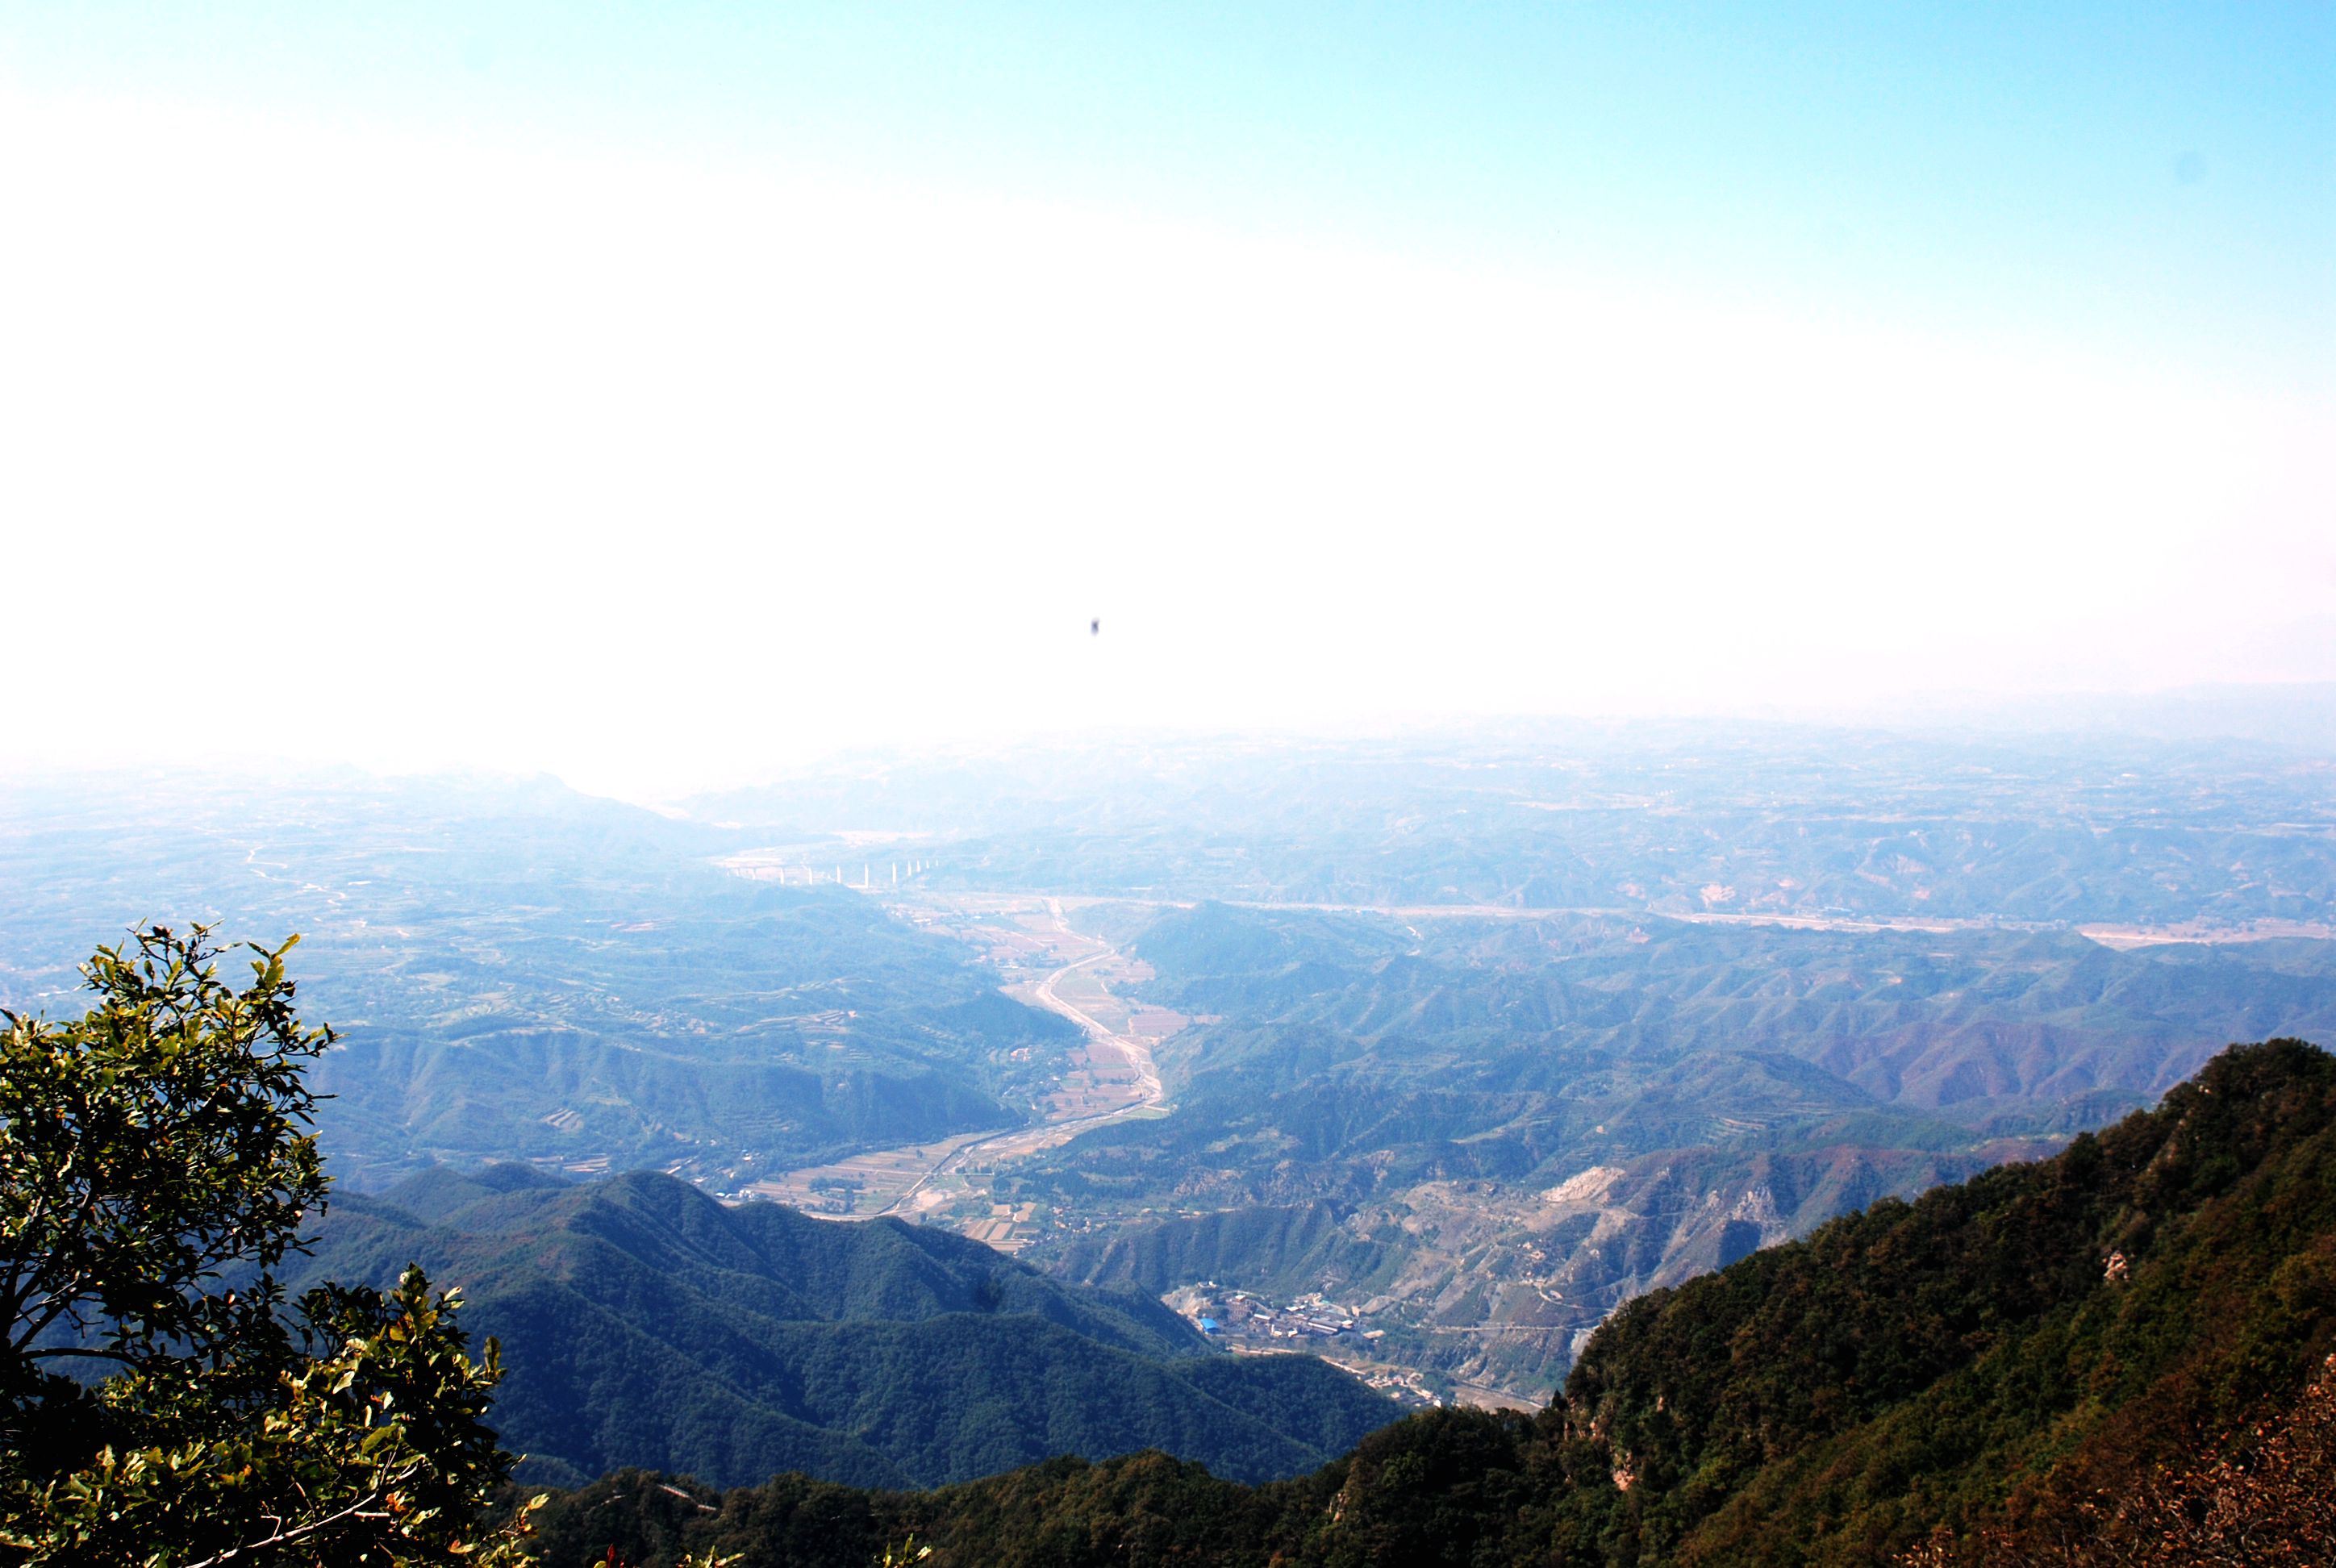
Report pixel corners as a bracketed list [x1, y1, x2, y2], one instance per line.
[875, 901, 1164, 1216]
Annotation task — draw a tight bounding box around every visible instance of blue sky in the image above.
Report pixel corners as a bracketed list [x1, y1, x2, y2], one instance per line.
[12, 3, 2328, 390]
[2, 5, 2330, 794]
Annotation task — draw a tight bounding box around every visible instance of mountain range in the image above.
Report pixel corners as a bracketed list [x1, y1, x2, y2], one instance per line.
[284, 1164, 1397, 1490]
[1008, 898, 2336, 1390]
[521, 1036, 2336, 1565]
[0, 774, 1077, 1188]
[12, 735, 2336, 1411]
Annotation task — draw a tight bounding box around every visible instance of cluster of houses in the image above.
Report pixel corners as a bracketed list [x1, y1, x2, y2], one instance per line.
[1179, 1284, 1380, 1344]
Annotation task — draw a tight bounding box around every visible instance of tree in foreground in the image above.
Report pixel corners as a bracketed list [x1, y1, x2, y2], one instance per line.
[0, 926, 535, 1566]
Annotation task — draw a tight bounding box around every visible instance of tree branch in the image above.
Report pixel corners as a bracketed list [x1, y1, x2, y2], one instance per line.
[178, 1492, 388, 1568]
[10, 1292, 86, 1357]
[24, 1344, 136, 1365]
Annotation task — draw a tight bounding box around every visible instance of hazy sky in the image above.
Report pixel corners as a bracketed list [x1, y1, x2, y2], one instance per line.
[3, 4, 2330, 799]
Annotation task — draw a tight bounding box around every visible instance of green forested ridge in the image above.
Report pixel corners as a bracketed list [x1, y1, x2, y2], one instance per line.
[525, 1038, 2336, 1565]
[281, 1166, 1399, 1491]
[1016, 899, 2336, 1391]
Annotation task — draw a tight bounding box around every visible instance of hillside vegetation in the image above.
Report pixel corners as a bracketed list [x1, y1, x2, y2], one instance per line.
[1019, 900, 2336, 1390]
[528, 1038, 2336, 1565]
[285, 1166, 1397, 1491]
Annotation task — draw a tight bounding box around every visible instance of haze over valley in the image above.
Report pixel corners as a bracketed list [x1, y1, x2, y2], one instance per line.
[11, 711, 2334, 1420]
[6, 6, 2333, 1561]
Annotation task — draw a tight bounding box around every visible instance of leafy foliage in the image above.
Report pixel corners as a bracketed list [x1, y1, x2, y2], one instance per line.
[2, 928, 330, 1416]
[0, 928, 528, 1566]
[15, 1268, 525, 1566]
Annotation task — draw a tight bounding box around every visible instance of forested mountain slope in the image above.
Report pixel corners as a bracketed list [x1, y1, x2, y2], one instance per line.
[526, 1038, 2336, 1566]
[287, 1166, 1396, 1491]
[1016, 901, 2336, 1391]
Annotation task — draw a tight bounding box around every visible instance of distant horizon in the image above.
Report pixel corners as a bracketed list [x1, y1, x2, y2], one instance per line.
[6, 675, 2334, 809]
